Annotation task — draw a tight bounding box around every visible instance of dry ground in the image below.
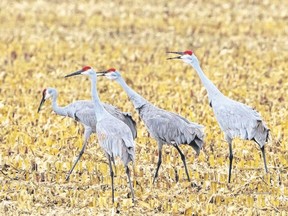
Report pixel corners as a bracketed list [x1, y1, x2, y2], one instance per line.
[0, 0, 287, 215]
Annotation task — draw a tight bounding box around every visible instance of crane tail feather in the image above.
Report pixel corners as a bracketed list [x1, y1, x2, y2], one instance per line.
[121, 140, 135, 166]
[252, 121, 270, 147]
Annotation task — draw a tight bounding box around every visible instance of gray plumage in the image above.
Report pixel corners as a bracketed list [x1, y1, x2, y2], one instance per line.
[37, 87, 137, 181]
[167, 50, 269, 183]
[213, 97, 269, 146]
[138, 103, 204, 154]
[100, 68, 205, 183]
[65, 66, 135, 203]
[96, 115, 135, 166]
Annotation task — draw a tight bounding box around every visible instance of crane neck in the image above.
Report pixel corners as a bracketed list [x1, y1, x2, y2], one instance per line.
[51, 94, 67, 116]
[189, 59, 223, 99]
[116, 76, 147, 109]
[90, 74, 108, 121]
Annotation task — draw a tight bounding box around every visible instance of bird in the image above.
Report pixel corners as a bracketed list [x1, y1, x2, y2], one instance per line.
[167, 50, 269, 183]
[64, 66, 135, 203]
[97, 68, 205, 184]
[37, 87, 137, 182]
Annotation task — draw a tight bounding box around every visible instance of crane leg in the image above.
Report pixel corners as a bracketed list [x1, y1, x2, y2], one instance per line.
[174, 145, 190, 182]
[153, 144, 163, 184]
[228, 139, 233, 183]
[107, 155, 115, 203]
[65, 143, 86, 181]
[66, 128, 92, 181]
[111, 154, 117, 177]
[125, 166, 135, 203]
[261, 146, 268, 173]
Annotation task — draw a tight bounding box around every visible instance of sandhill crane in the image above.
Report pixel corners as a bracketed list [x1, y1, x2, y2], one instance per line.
[97, 68, 204, 184]
[37, 87, 137, 182]
[167, 50, 269, 183]
[65, 66, 135, 203]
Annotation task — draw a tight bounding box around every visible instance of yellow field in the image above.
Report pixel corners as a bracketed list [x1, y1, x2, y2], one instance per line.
[0, 0, 287, 215]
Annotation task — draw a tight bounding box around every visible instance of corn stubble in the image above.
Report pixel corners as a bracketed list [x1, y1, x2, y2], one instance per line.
[0, 0, 287, 215]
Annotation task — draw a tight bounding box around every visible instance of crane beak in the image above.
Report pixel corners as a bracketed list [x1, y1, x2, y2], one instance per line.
[64, 70, 83, 78]
[166, 51, 184, 60]
[37, 96, 46, 113]
[96, 71, 107, 77]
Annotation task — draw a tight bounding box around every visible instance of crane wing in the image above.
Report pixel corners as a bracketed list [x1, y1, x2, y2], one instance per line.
[139, 104, 204, 152]
[74, 107, 97, 131]
[63, 100, 96, 129]
[62, 101, 137, 138]
[103, 103, 137, 139]
[213, 98, 267, 143]
[96, 116, 135, 165]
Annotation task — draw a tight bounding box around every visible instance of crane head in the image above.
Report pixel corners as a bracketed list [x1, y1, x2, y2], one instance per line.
[167, 50, 197, 64]
[65, 65, 95, 78]
[96, 68, 121, 80]
[37, 88, 55, 113]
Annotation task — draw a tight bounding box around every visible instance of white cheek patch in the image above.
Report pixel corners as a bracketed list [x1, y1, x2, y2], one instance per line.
[45, 92, 51, 100]
[183, 58, 191, 64]
[106, 73, 114, 80]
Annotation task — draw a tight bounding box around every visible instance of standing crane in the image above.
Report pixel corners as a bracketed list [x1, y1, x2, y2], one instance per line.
[97, 68, 204, 184]
[65, 66, 135, 203]
[37, 87, 137, 182]
[167, 50, 269, 183]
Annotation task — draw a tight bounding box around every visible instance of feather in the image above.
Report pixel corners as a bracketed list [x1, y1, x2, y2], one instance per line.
[138, 103, 205, 153]
[211, 95, 269, 147]
[97, 116, 135, 166]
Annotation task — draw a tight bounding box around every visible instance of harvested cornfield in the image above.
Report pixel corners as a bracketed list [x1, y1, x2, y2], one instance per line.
[0, 0, 287, 215]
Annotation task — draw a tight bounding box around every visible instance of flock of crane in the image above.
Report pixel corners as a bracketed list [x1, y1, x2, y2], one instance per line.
[37, 50, 269, 203]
